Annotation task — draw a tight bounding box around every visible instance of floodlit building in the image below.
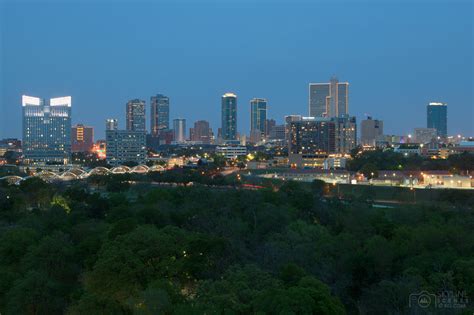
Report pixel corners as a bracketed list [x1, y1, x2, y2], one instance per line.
[71, 124, 94, 152]
[22, 95, 72, 164]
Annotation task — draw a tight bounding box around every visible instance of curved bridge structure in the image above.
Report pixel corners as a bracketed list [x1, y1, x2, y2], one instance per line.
[0, 164, 166, 185]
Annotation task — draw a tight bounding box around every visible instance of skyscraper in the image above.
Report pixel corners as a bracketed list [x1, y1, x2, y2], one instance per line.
[190, 120, 213, 144]
[150, 94, 170, 136]
[126, 99, 146, 132]
[22, 95, 71, 163]
[427, 102, 447, 138]
[309, 77, 349, 118]
[250, 98, 267, 140]
[221, 93, 237, 141]
[71, 124, 94, 153]
[173, 118, 186, 143]
[361, 116, 383, 146]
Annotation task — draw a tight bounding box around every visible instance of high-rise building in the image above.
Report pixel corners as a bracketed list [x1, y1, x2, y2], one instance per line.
[265, 119, 276, 138]
[22, 95, 71, 163]
[414, 128, 437, 144]
[427, 102, 447, 138]
[250, 98, 267, 141]
[333, 115, 357, 154]
[105, 119, 146, 166]
[221, 93, 237, 142]
[71, 124, 94, 153]
[173, 118, 186, 143]
[285, 115, 303, 141]
[361, 117, 383, 146]
[190, 120, 212, 144]
[309, 77, 349, 118]
[150, 94, 170, 136]
[126, 99, 146, 132]
[289, 117, 336, 167]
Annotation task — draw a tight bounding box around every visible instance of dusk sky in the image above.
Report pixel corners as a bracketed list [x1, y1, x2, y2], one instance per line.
[1, 0, 472, 140]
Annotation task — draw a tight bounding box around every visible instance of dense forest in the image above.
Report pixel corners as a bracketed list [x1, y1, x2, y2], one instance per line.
[0, 174, 473, 314]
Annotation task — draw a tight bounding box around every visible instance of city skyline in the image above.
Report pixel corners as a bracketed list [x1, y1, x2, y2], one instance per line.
[1, 1, 472, 139]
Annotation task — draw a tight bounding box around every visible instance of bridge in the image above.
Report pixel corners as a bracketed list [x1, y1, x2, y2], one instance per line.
[0, 164, 166, 185]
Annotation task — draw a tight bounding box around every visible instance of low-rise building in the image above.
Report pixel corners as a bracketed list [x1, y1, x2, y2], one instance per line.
[216, 145, 247, 159]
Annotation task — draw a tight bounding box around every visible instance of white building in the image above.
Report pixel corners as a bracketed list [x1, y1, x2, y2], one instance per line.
[216, 146, 247, 159]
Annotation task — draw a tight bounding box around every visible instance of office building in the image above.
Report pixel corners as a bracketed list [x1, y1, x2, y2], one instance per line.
[250, 98, 267, 141]
[126, 99, 146, 132]
[414, 128, 437, 144]
[361, 117, 383, 146]
[22, 95, 71, 163]
[190, 120, 212, 144]
[150, 94, 170, 136]
[221, 93, 237, 141]
[216, 145, 247, 159]
[333, 115, 357, 154]
[71, 124, 94, 152]
[309, 76, 349, 118]
[105, 119, 146, 166]
[285, 115, 302, 141]
[269, 125, 286, 140]
[173, 118, 186, 143]
[288, 117, 336, 168]
[265, 119, 276, 138]
[427, 102, 447, 138]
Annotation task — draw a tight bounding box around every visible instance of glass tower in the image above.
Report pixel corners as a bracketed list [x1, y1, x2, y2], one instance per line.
[309, 77, 349, 118]
[427, 102, 447, 138]
[22, 95, 71, 163]
[126, 99, 146, 132]
[250, 98, 267, 137]
[221, 93, 237, 141]
[150, 94, 170, 136]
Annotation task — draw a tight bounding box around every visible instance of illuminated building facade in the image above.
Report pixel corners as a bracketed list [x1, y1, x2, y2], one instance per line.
[190, 120, 213, 144]
[71, 124, 94, 152]
[288, 117, 336, 168]
[173, 118, 186, 143]
[150, 94, 170, 136]
[22, 95, 71, 163]
[126, 99, 146, 132]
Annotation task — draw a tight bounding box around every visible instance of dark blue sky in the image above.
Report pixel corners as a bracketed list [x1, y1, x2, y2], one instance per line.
[1, 0, 472, 140]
